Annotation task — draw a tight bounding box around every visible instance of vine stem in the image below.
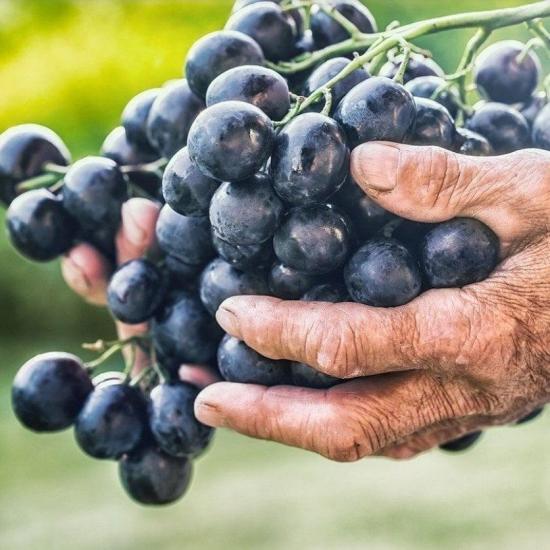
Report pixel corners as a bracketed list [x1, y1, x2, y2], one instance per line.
[272, 1, 550, 75]
[277, 1, 550, 121]
[16, 173, 63, 193]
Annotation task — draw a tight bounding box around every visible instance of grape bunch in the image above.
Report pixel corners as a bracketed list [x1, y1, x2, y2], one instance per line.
[3, 0, 550, 505]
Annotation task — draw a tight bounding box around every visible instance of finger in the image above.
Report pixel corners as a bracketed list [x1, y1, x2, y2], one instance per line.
[116, 198, 161, 264]
[116, 321, 151, 374]
[215, 290, 496, 379]
[179, 364, 222, 389]
[351, 143, 550, 249]
[195, 372, 489, 462]
[61, 243, 111, 306]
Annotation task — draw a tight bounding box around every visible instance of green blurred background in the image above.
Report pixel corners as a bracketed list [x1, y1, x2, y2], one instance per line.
[1, 1, 549, 548]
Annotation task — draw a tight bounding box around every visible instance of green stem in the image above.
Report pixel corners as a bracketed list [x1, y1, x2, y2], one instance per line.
[317, 0, 361, 38]
[393, 47, 412, 84]
[321, 88, 333, 116]
[120, 157, 168, 175]
[528, 19, 550, 52]
[16, 172, 63, 193]
[43, 162, 69, 175]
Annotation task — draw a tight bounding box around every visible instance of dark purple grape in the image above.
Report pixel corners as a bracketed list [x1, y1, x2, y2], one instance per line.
[149, 382, 214, 458]
[218, 334, 290, 385]
[162, 147, 220, 217]
[379, 54, 444, 83]
[107, 259, 167, 324]
[520, 91, 546, 127]
[164, 255, 203, 289]
[310, 0, 377, 49]
[466, 102, 530, 154]
[304, 57, 370, 113]
[12, 352, 93, 432]
[270, 113, 349, 205]
[75, 382, 148, 460]
[291, 362, 340, 389]
[440, 431, 482, 452]
[345, 238, 422, 307]
[152, 291, 223, 371]
[409, 97, 456, 149]
[209, 173, 283, 245]
[119, 445, 192, 506]
[332, 176, 394, 241]
[213, 234, 273, 271]
[63, 156, 128, 243]
[156, 205, 215, 267]
[474, 41, 541, 104]
[0, 124, 71, 205]
[122, 88, 161, 155]
[454, 128, 493, 156]
[302, 283, 349, 302]
[294, 30, 315, 56]
[188, 101, 274, 182]
[232, 0, 303, 36]
[7, 189, 76, 262]
[185, 30, 265, 98]
[274, 204, 351, 275]
[199, 257, 270, 316]
[146, 80, 204, 159]
[334, 77, 416, 147]
[405, 76, 460, 119]
[206, 65, 290, 120]
[226, 2, 298, 62]
[533, 104, 550, 151]
[421, 218, 499, 288]
[268, 262, 321, 299]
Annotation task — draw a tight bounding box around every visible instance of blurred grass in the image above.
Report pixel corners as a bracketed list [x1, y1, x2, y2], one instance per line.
[1, 1, 549, 548]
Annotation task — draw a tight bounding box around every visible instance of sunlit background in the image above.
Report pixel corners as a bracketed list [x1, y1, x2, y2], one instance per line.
[1, 1, 549, 548]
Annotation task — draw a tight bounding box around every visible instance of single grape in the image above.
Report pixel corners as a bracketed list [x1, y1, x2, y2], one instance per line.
[149, 382, 214, 458]
[302, 283, 349, 302]
[107, 259, 167, 324]
[0, 124, 71, 205]
[345, 238, 422, 307]
[226, 2, 298, 62]
[209, 173, 283, 245]
[119, 445, 193, 506]
[474, 40, 541, 105]
[199, 257, 270, 316]
[185, 30, 265, 98]
[162, 147, 220, 217]
[332, 176, 394, 241]
[156, 205, 215, 267]
[188, 101, 274, 182]
[232, 0, 303, 36]
[274, 204, 351, 275]
[213, 234, 274, 271]
[379, 54, 444, 83]
[454, 128, 493, 156]
[206, 65, 290, 121]
[389, 220, 435, 256]
[268, 262, 321, 299]
[409, 97, 456, 149]
[7, 189, 76, 262]
[421, 218, 499, 288]
[334, 77, 417, 147]
[516, 408, 544, 425]
[122, 88, 161, 155]
[294, 30, 316, 56]
[218, 334, 290, 385]
[146, 80, 204, 160]
[405, 76, 460, 119]
[164, 254, 203, 288]
[152, 291, 223, 372]
[12, 352, 93, 432]
[439, 431, 482, 452]
[270, 113, 349, 205]
[63, 156, 128, 235]
[303, 57, 370, 113]
[310, 0, 377, 49]
[75, 382, 148, 460]
[466, 102, 530, 154]
[520, 91, 547, 127]
[533, 103, 550, 151]
[291, 362, 340, 389]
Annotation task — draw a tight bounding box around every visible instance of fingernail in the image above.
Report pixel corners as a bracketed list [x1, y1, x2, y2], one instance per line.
[121, 201, 147, 247]
[351, 142, 400, 192]
[194, 391, 225, 427]
[216, 300, 242, 338]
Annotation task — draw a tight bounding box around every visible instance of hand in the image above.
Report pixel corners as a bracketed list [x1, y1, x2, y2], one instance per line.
[195, 142, 550, 461]
[61, 197, 218, 387]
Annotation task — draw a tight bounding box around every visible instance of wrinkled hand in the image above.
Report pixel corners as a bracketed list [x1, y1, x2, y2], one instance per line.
[61, 197, 217, 387]
[195, 143, 550, 461]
